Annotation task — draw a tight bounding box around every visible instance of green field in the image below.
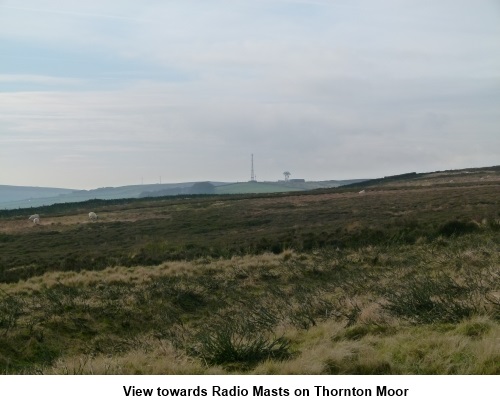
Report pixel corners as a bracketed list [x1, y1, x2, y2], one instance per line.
[214, 180, 364, 194]
[0, 166, 499, 374]
[214, 181, 304, 194]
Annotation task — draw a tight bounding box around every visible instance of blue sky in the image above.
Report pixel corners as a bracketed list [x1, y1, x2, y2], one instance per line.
[1, 0, 499, 189]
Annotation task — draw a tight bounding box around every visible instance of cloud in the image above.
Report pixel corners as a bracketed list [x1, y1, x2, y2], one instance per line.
[0, 1, 499, 188]
[0, 4, 148, 22]
[0, 74, 83, 85]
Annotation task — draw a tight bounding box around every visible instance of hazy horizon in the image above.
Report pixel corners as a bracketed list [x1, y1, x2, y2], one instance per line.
[2, 174, 369, 191]
[1, 1, 499, 189]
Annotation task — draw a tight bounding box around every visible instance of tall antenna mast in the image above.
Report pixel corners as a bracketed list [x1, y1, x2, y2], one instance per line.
[250, 154, 256, 182]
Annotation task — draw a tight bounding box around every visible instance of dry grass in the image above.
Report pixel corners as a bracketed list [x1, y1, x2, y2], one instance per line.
[0, 209, 176, 234]
[1, 235, 497, 375]
[252, 317, 499, 375]
[1, 251, 293, 295]
[46, 336, 216, 375]
[40, 317, 500, 375]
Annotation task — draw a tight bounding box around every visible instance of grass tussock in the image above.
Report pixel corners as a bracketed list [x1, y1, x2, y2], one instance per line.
[0, 233, 499, 374]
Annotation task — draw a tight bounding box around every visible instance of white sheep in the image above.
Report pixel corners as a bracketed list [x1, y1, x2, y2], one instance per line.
[29, 214, 40, 220]
[358, 190, 366, 195]
[88, 212, 98, 221]
[33, 217, 40, 225]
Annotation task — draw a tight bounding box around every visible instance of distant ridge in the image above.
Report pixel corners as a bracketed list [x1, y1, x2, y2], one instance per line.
[339, 172, 421, 189]
[339, 165, 500, 189]
[0, 179, 366, 209]
[5, 165, 497, 210]
[0, 183, 203, 209]
[0, 185, 77, 204]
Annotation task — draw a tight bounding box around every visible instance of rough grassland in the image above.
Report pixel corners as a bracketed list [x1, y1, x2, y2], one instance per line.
[0, 167, 499, 374]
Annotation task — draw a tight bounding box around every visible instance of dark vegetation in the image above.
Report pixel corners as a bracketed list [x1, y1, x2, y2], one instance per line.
[1, 176, 500, 283]
[139, 182, 216, 198]
[0, 236, 498, 373]
[341, 171, 421, 188]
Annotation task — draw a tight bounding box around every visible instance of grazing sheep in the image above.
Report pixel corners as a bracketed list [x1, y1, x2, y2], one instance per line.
[88, 212, 98, 221]
[358, 190, 366, 195]
[29, 214, 40, 220]
[33, 217, 40, 225]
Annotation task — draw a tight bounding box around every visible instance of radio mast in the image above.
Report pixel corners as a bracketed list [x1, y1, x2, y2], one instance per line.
[250, 154, 256, 182]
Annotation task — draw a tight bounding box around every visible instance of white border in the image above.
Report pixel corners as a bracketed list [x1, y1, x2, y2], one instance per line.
[1, 375, 497, 404]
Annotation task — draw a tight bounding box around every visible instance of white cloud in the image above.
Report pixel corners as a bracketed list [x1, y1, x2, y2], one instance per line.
[0, 74, 70, 82]
[0, 0, 499, 188]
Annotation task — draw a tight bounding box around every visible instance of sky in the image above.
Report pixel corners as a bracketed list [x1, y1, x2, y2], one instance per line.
[0, 0, 499, 189]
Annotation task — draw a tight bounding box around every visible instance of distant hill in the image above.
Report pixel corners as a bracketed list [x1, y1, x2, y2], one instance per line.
[139, 182, 217, 197]
[213, 179, 369, 194]
[0, 179, 367, 209]
[339, 165, 500, 190]
[0, 183, 204, 209]
[215, 182, 304, 194]
[0, 185, 77, 203]
[2, 165, 499, 210]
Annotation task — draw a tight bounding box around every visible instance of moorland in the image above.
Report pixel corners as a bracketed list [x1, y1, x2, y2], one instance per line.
[0, 166, 499, 374]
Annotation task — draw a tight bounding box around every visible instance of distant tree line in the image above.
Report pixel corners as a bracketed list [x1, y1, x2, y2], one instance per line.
[139, 182, 216, 198]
